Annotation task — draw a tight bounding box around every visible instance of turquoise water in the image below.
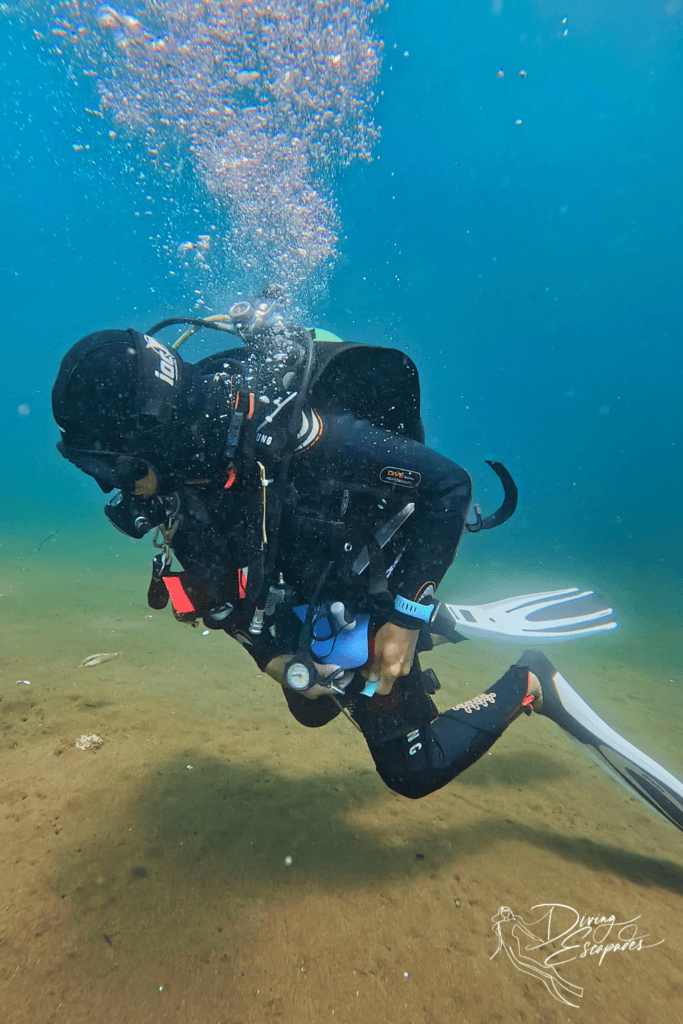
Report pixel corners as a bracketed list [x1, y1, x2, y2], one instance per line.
[1, 4, 682, 1021]
[3, 2, 682, 618]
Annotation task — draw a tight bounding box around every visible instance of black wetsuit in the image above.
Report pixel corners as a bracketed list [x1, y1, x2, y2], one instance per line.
[168, 407, 530, 800]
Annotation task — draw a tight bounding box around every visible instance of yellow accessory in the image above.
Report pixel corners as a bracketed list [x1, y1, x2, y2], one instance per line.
[133, 467, 159, 497]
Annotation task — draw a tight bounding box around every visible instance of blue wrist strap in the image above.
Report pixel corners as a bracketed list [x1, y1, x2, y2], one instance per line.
[393, 595, 435, 624]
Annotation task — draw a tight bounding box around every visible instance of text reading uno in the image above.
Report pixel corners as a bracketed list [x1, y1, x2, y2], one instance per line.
[380, 466, 421, 488]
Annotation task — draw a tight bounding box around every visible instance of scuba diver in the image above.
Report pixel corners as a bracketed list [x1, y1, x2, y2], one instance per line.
[51, 299, 683, 825]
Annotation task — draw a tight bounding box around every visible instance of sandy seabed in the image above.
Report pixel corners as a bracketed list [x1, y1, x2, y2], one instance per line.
[1, 530, 682, 1024]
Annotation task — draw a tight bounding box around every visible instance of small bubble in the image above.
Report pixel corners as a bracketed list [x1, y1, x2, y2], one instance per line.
[284, 855, 293, 866]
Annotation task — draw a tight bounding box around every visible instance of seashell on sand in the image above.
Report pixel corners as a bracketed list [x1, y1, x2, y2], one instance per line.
[75, 734, 104, 751]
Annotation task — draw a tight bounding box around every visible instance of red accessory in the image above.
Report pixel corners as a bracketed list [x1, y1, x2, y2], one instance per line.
[163, 576, 196, 614]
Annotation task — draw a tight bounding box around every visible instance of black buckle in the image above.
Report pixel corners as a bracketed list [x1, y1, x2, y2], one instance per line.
[224, 410, 244, 460]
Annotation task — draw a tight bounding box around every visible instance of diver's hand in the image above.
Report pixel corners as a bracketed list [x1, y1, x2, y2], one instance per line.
[297, 663, 354, 700]
[264, 654, 353, 699]
[366, 622, 420, 696]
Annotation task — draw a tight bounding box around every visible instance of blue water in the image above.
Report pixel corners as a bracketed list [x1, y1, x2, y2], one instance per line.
[0, 0, 679, 618]
[3, 2, 682, 632]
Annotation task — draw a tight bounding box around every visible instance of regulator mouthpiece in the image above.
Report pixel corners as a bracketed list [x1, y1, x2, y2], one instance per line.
[228, 296, 283, 337]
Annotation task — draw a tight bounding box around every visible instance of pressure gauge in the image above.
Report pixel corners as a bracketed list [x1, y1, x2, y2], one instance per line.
[285, 661, 311, 691]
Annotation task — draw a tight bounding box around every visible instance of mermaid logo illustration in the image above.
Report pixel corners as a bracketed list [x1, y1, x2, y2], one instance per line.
[490, 901, 664, 1007]
[490, 906, 584, 1007]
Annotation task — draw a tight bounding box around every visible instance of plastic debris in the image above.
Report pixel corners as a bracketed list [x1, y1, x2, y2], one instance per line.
[79, 652, 121, 668]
